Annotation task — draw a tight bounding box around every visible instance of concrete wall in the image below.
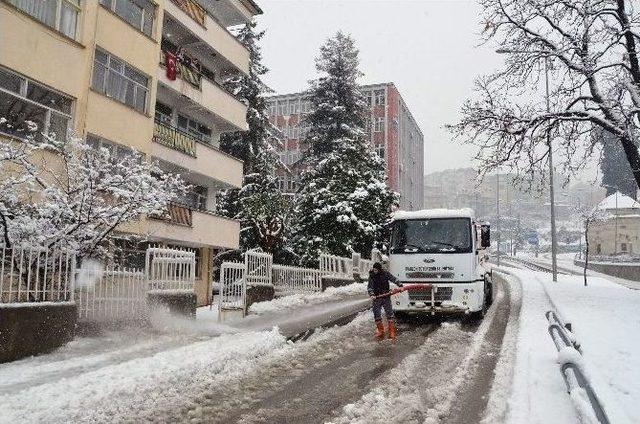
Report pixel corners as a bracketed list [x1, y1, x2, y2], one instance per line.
[574, 259, 640, 282]
[0, 302, 77, 363]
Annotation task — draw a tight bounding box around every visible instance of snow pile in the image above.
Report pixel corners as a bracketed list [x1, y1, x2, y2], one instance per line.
[543, 275, 639, 424]
[249, 282, 366, 315]
[0, 329, 287, 423]
[483, 268, 580, 424]
[484, 267, 639, 424]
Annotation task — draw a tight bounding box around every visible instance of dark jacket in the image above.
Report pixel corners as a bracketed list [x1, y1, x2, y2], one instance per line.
[367, 270, 400, 296]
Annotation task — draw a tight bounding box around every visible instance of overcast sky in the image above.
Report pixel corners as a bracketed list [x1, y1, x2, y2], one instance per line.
[256, 0, 504, 174]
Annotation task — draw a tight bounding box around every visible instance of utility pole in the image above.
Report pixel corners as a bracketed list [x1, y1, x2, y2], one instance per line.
[545, 58, 559, 282]
[496, 172, 501, 266]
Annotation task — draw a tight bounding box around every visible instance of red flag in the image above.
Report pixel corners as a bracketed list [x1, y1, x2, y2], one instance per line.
[165, 52, 177, 81]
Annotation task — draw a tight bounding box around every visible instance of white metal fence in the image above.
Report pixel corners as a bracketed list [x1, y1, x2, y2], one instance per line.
[245, 249, 272, 287]
[145, 247, 195, 291]
[319, 253, 354, 278]
[75, 267, 147, 321]
[0, 246, 75, 303]
[272, 264, 324, 296]
[218, 261, 246, 319]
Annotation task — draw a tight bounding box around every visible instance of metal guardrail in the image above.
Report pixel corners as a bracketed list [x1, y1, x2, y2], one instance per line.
[545, 310, 609, 424]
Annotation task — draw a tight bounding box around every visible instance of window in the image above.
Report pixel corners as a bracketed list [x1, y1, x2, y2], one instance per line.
[92, 48, 149, 113]
[621, 243, 628, 252]
[179, 184, 208, 211]
[301, 99, 311, 113]
[268, 102, 277, 116]
[278, 102, 287, 116]
[99, 0, 155, 37]
[0, 66, 73, 141]
[289, 101, 299, 115]
[374, 89, 385, 106]
[87, 134, 133, 160]
[364, 91, 372, 106]
[154, 102, 172, 124]
[374, 117, 385, 132]
[177, 114, 212, 143]
[376, 145, 385, 159]
[8, 0, 80, 39]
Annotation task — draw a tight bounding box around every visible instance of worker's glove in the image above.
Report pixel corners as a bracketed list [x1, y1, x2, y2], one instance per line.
[395, 282, 403, 288]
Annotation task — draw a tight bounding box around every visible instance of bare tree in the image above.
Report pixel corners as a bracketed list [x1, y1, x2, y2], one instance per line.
[576, 204, 610, 286]
[449, 0, 640, 191]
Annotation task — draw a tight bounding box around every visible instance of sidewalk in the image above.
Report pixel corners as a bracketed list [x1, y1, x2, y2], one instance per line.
[486, 266, 638, 424]
[543, 274, 639, 424]
[520, 252, 640, 290]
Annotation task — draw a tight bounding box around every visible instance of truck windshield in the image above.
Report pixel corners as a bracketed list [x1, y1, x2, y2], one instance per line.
[390, 218, 472, 254]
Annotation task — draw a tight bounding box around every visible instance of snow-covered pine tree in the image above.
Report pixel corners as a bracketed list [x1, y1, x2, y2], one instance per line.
[292, 31, 397, 265]
[217, 22, 289, 258]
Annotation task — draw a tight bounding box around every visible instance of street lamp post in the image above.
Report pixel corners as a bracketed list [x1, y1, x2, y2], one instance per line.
[496, 49, 558, 281]
[545, 58, 559, 282]
[496, 172, 501, 266]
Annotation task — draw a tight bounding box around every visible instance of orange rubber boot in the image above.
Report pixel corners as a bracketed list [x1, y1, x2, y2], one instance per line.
[388, 320, 397, 340]
[374, 321, 385, 340]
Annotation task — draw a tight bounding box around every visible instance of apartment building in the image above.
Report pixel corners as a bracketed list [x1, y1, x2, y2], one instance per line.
[266, 82, 425, 210]
[0, 0, 262, 305]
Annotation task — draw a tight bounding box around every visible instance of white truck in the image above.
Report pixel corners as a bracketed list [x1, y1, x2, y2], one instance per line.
[385, 208, 492, 319]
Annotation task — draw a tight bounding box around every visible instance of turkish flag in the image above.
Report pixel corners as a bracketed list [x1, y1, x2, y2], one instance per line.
[166, 52, 177, 81]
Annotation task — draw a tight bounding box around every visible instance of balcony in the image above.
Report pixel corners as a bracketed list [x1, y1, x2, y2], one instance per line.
[148, 202, 240, 249]
[164, 0, 250, 75]
[151, 121, 243, 189]
[158, 57, 248, 132]
[153, 120, 198, 157]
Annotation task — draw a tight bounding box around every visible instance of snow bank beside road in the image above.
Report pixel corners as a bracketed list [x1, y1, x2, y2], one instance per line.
[485, 267, 639, 424]
[0, 329, 287, 423]
[249, 282, 366, 315]
[543, 275, 639, 424]
[483, 269, 579, 424]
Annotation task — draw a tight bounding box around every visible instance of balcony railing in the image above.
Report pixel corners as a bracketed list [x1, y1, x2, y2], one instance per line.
[150, 201, 193, 227]
[153, 120, 197, 157]
[170, 0, 206, 27]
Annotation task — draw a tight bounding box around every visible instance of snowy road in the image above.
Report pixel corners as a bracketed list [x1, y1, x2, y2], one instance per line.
[0, 281, 512, 423]
[184, 279, 510, 424]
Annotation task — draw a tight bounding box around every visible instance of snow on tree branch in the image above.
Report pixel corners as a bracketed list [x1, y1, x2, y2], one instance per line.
[450, 0, 640, 192]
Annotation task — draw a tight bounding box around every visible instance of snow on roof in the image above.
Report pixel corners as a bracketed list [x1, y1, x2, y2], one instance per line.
[596, 192, 640, 210]
[392, 208, 476, 221]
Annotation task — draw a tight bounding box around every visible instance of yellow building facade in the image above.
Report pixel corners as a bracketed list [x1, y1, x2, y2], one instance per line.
[0, 0, 262, 305]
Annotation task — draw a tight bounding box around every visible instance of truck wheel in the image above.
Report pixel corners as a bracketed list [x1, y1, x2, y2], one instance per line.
[469, 290, 489, 321]
[485, 281, 493, 307]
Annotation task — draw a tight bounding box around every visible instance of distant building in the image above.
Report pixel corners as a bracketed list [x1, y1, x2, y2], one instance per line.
[266, 82, 424, 210]
[588, 192, 640, 257]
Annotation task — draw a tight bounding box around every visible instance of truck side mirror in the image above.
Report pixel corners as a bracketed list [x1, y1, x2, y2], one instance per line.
[480, 224, 491, 248]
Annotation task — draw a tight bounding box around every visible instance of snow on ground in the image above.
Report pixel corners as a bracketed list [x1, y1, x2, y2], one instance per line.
[249, 282, 367, 315]
[329, 282, 504, 424]
[483, 268, 579, 424]
[543, 274, 639, 424]
[0, 329, 287, 423]
[484, 266, 638, 424]
[521, 252, 640, 290]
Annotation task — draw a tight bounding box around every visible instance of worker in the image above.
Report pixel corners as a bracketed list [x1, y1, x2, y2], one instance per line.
[368, 262, 402, 340]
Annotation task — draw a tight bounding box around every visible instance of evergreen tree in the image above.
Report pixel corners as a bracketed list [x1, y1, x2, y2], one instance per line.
[598, 128, 638, 199]
[292, 32, 398, 265]
[217, 22, 289, 257]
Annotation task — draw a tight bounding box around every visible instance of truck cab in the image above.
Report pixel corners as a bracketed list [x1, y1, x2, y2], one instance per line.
[387, 208, 492, 318]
